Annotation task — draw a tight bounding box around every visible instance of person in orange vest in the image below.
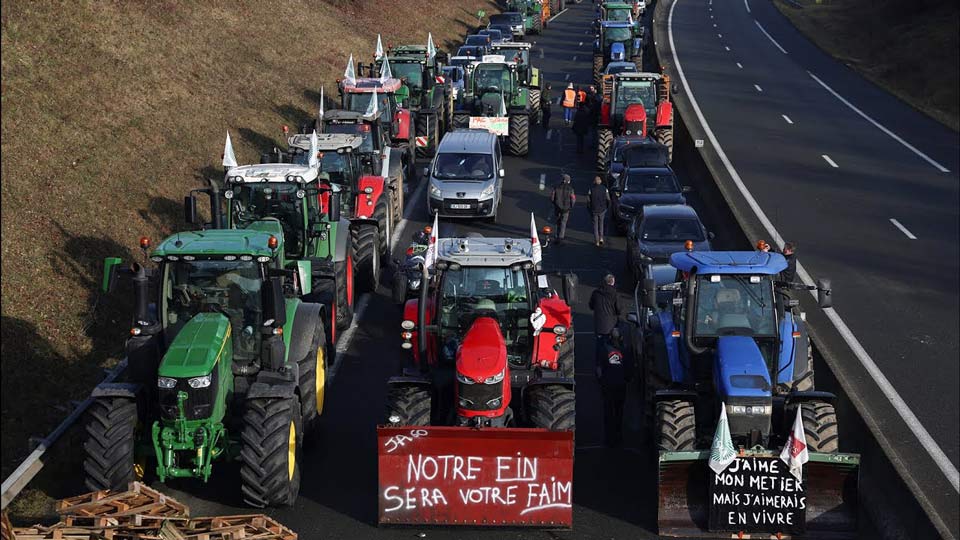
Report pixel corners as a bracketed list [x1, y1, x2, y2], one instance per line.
[562, 83, 577, 125]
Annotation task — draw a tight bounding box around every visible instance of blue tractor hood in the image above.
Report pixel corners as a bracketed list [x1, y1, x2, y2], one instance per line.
[715, 336, 772, 399]
[610, 42, 626, 62]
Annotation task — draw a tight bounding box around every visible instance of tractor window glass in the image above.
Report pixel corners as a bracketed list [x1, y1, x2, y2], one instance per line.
[623, 172, 679, 194]
[694, 275, 776, 337]
[326, 124, 375, 153]
[604, 27, 632, 45]
[605, 8, 633, 22]
[162, 260, 263, 359]
[392, 63, 424, 89]
[434, 153, 494, 180]
[641, 217, 705, 242]
[345, 93, 391, 124]
[615, 81, 655, 110]
[229, 183, 305, 256]
[473, 66, 510, 94]
[317, 152, 351, 185]
[506, 49, 528, 65]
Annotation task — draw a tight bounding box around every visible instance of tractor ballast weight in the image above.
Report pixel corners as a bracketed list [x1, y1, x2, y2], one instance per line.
[379, 231, 577, 526]
[593, 21, 643, 88]
[597, 71, 673, 170]
[88, 227, 331, 508]
[630, 251, 858, 536]
[454, 57, 532, 156]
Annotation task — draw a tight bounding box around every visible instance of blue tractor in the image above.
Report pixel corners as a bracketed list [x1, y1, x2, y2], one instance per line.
[593, 21, 643, 88]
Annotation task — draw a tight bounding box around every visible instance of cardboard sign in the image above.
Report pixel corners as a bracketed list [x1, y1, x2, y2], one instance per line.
[377, 426, 574, 527]
[469, 117, 509, 136]
[709, 455, 806, 534]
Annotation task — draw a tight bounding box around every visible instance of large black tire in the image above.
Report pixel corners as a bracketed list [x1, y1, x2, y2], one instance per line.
[391, 269, 408, 305]
[558, 328, 575, 378]
[593, 55, 604, 88]
[656, 399, 696, 451]
[374, 202, 391, 258]
[385, 385, 431, 426]
[597, 128, 614, 171]
[297, 322, 328, 433]
[351, 223, 380, 293]
[655, 111, 674, 162]
[453, 113, 470, 129]
[532, 13, 543, 34]
[527, 385, 576, 431]
[415, 113, 439, 158]
[800, 401, 839, 453]
[240, 396, 303, 508]
[508, 114, 530, 156]
[529, 89, 542, 125]
[792, 337, 815, 392]
[83, 397, 138, 492]
[387, 158, 405, 224]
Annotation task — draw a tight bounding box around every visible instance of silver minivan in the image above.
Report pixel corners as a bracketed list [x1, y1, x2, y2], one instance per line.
[426, 129, 504, 220]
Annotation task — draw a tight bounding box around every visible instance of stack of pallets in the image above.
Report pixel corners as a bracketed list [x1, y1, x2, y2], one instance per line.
[1, 483, 296, 540]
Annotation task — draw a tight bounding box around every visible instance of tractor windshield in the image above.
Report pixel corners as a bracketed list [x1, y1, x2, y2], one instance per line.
[693, 275, 777, 337]
[603, 27, 632, 46]
[392, 62, 424, 90]
[326, 123, 375, 153]
[473, 65, 511, 94]
[161, 260, 264, 359]
[615, 81, 655, 112]
[315, 152, 353, 186]
[605, 8, 633, 22]
[438, 265, 532, 363]
[228, 183, 306, 256]
[344, 92, 392, 125]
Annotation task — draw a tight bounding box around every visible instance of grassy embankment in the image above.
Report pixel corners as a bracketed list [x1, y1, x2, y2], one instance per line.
[775, 0, 958, 131]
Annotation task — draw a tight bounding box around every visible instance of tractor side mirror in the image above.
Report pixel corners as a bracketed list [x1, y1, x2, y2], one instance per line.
[642, 278, 657, 309]
[328, 190, 342, 223]
[817, 278, 832, 309]
[184, 195, 198, 225]
[262, 276, 287, 328]
[102, 257, 123, 293]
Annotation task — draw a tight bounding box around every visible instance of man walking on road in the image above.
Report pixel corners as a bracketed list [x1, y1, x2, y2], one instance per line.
[550, 173, 576, 242]
[562, 83, 577, 125]
[542, 83, 553, 128]
[572, 103, 591, 154]
[596, 326, 634, 447]
[588, 176, 610, 246]
[590, 272, 625, 368]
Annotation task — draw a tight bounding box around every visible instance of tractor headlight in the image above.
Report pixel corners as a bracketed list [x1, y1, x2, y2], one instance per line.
[157, 377, 177, 389]
[188, 375, 212, 389]
[429, 183, 443, 199]
[483, 369, 505, 385]
[456, 372, 475, 384]
[401, 319, 416, 330]
[459, 397, 475, 408]
[486, 397, 502, 409]
[726, 404, 772, 416]
[479, 184, 496, 199]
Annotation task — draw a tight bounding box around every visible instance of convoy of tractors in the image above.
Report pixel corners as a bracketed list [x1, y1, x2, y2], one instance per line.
[73, 0, 860, 536]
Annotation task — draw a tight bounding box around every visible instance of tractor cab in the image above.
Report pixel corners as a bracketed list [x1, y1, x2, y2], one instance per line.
[489, 42, 538, 87]
[377, 44, 442, 108]
[468, 59, 521, 115]
[604, 72, 661, 128]
[286, 133, 364, 214]
[597, 71, 674, 168]
[599, 2, 636, 24]
[317, 110, 385, 175]
[596, 21, 639, 63]
[338, 77, 409, 139]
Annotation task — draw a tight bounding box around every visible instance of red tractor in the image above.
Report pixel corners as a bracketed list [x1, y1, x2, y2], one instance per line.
[597, 71, 674, 170]
[337, 76, 416, 160]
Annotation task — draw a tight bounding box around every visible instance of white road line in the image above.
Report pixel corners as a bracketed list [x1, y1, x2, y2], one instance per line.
[754, 84, 763, 92]
[744, 0, 751, 13]
[754, 20, 788, 54]
[565, 73, 570, 81]
[725, 46, 730, 51]
[539, 173, 546, 191]
[889, 218, 917, 239]
[572, 55, 578, 61]
[668, 0, 960, 493]
[736, 62, 743, 69]
[548, 8, 567, 23]
[717, 33, 722, 38]
[808, 72, 951, 173]
[782, 114, 793, 124]
[822, 154, 839, 168]
[713, 23, 717, 28]
[546, 129, 553, 141]
[579, 42, 583, 47]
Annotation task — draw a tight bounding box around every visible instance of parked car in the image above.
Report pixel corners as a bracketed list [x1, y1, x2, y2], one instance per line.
[603, 61, 639, 76]
[609, 160, 690, 231]
[625, 204, 713, 279]
[426, 129, 505, 221]
[478, 28, 506, 44]
[464, 34, 493, 55]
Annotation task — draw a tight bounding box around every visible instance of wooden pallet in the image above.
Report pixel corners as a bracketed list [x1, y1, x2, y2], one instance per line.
[58, 483, 188, 527]
[170, 515, 296, 540]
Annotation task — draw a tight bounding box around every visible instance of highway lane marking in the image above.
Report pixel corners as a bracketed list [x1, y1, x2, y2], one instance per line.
[565, 73, 571, 81]
[717, 33, 722, 38]
[755, 21, 788, 54]
[725, 46, 730, 51]
[572, 55, 578, 61]
[744, 0, 751, 13]
[713, 23, 717, 28]
[539, 174, 546, 190]
[821, 154, 839, 168]
[669, 0, 960, 493]
[782, 114, 793, 124]
[808, 71, 951, 173]
[754, 84, 763, 93]
[546, 129, 553, 141]
[736, 62, 743, 69]
[579, 42, 583, 47]
[889, 218, 917, 239]
[548, 8, 568, 23]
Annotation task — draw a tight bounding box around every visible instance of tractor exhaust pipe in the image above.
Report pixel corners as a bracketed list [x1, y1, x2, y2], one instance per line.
[131, 263, 153, 325]
[207, 179, 223, 229]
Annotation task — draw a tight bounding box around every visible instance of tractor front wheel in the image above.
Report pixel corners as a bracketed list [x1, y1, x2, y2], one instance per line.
[297, 322, 328, 434]
[655, 110, 674, 162]
[800, 401, 839, 453]
[385, 385, 431, 426]
[656, 399, 696, 451]
[527, 385, 576, 431]
[240, 396, 303, 508]
[557, 328, 575, 378]
[352, 223, 381, 293]
[597, 128, 614, 171]
[453, 113, 470, 129]
[508, 114, 530, 156]
[529, 89, 543, 125]
[593, 55, 604, 88]
[83, 397, 138, 492]
[374, 202, 391, 259]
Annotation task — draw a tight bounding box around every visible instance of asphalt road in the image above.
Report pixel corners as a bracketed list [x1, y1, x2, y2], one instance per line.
[659, 0, 960, 534]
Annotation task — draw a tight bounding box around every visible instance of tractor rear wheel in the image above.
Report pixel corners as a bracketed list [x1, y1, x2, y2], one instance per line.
[352, 223, 380, 292]
[385, 385, 431, 426]
[508, 114, 530, 156]
[529, 89, 543, 125]
[240, 396, 303, 508]
[558, 328, 575, 378]
[792, 337, 815, 392]
[297, 322, 328, 433]
[83, 397, 138, 492]
[593, 55, 604, 88]
[527, 385, 576, 431]
[387, 158, 405, 224]
[532, 13, 543, 34]
[655, 111, 674, 162]
[597, 128, 614, 171]
[656, 399, 696, 451]
[800, 401, 839, 453]
[373, 202, 391, 258]
[453, 113, 470, 129]
[415, 113, 439, 158]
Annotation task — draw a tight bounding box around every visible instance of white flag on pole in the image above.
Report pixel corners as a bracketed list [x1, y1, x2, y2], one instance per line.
[319, 86, 325, 119]
[375, 33, 385, 60]
[709, 405, 738, 475]
[308, 130, 319, 169]
[780, 407, 810, 481]
[499, 93, 508, 116]
[379, 56, 393, 83]
[427, 32, 437, 61]
[344, 54, 356, 86]
[365, 88, 379, 118]
[530, 213, 542, 265]
[222, 131, 238, 169]
[423, 213, 440, 270]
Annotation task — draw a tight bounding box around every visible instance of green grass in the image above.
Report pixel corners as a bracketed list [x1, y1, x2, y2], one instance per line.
[0, 0, 498, 482]
[774, 0, 959, 131]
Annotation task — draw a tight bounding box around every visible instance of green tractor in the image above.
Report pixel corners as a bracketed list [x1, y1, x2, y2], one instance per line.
[506, 0, 546, 34]
[452, 57, 532, 156]
[375, 40, 454, 158]
[85, 212, 338, 507]
[489, 42, 544, 124]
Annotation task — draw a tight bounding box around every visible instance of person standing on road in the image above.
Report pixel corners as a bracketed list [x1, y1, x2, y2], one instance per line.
[576, 85, 588, 108]
[572, 103, 592, 154]
[562, 83, 577, 125]
[596, 325, 634, 447]
[590, 272, 625, 364]
[588, 176, 611, 246]
[781, 241, 797, 283]
[542, 83, 553, 128]
[550, 173, 576, 242]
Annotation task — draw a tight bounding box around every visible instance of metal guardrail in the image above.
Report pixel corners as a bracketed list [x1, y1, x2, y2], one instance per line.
[0, 359, 127, 510]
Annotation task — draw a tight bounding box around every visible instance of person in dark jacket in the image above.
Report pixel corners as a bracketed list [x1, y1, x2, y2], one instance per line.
[550, 173, 576, 241]
[596, 325, 634, 447]
[542, 83, 553, 128]
[588, 176, 610, 246]
[589, 273, 625, 336]
[572, 103, 592, 153]
[781, 241, 797, 283]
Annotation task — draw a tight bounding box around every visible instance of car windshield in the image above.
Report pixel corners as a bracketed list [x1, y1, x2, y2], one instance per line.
[624, 172, 679, 193]
[473, 65, 510, 92]
[604, 27, 632, 45]
[641, 217, 705, 242]
[616, 81, 655, 110]
[457, 46, 480, 58]
[605, 8, 633, 21]
[162, 260, 263, 358]
[694, 275, 776, 337]
[482, 29, 503, 42]
[434, 152, 494, 180]
[466, 36, 489, 46]
[450, 57, 472, 67]
[392, 62, 424, 89]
